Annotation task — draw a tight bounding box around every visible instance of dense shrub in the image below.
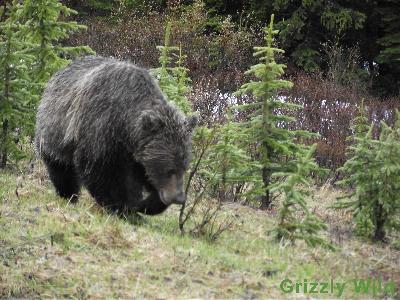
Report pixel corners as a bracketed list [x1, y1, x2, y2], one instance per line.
[334, 104, 400, 241]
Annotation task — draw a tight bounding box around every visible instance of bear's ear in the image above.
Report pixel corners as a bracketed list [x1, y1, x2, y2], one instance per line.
[140, 111, 163, 133]
[185, 115, 198, 133]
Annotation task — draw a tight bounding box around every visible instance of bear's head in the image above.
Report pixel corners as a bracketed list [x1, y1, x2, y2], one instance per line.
[136, 105, 197, 205]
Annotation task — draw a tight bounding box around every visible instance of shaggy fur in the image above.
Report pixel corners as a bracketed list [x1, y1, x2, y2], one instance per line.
[35, 56, 196, 215]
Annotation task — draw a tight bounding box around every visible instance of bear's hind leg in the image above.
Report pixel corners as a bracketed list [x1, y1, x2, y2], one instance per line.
[43, 156, 81, 203]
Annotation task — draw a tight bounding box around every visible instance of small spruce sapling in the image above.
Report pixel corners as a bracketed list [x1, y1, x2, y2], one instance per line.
[335, 103, 400, 241]
[271, 145, 333, 249]
[153, 23, 233, 240]
[201, 109, 260, 201]
[152, 22, 192, 114]
[235, 14, 315, 209]
[0, 0, 92, 168]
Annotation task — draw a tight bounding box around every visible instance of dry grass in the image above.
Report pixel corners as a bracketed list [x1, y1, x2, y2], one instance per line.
[0, 170, 399, 299]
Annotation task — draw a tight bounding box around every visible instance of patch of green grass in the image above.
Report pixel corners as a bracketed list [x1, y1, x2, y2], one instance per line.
[0, 170, 399, 299]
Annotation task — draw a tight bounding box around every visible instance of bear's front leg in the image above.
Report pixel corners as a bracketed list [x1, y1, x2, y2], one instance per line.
[136, 191, 169, 215]
[76, 155, 143, 215]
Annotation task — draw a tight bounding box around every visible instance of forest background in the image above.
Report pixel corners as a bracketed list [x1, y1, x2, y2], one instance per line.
[64, 0, 400, 172]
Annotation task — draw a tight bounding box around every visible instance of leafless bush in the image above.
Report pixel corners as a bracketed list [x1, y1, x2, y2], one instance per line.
[179, 178, 235, 241]
[178, 127, 235, 241]
[285, 72, 400, 171]
[323, 42, 365, 90]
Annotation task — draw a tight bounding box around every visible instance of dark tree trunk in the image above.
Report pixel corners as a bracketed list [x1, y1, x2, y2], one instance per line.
[1, 30, 11, 169]
[260, 166, 271, 209]
[0, 0, 10, 169]
[0, 119, 8, 169]
[373, 203, 386, 241]
[374, 223, 385, 242]
[0, 1, 10, 22]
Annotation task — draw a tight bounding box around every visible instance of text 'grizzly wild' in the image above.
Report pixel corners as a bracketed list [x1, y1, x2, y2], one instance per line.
[35, 56, 197, 215]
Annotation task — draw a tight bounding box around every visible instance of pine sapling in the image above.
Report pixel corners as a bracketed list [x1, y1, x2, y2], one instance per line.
[334, 103, 400, 241]
[271, 145, 333, 249]
[20, 0, 93, 83]
[0, 0, 92, 167]
[235, 14, 315, 209]
[152, 22, 192, 114]
[271, 145, 334, 249]
[201, 109, 260, 201]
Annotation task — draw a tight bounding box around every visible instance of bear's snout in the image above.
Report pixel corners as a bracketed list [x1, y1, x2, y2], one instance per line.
[158, 173, 185, 205]
[172, 191, 186, 205]
[159, 189, 186, 205]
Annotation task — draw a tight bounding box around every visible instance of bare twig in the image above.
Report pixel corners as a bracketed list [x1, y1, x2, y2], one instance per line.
[178, 126, 234, 241]
[179, 178, 211, 234]
[179, 127, 217, 234]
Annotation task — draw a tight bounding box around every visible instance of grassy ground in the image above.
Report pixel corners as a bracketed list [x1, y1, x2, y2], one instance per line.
[0, 169, 399, 299]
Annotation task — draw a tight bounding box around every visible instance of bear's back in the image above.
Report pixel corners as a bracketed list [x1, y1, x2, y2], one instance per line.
[41, 56, 159, 109]
[35, 56, 165, 162]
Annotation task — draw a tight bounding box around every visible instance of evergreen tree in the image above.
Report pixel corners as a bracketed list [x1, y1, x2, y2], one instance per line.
[200, 0, 399, 96]
[0, 1, 37, 167]
[19, 0, 93, 83]
[375, 0, 400, 95]
[201, 110, 260, 201]
[271, 145, 333, 249]
[0, 0, 92, 168]
[152, 22, 192, 114]
[335, 104, 400, 241]
[235, 14, 315, 209]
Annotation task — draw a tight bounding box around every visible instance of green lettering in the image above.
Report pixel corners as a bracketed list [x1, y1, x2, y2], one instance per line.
[336, 282, 345, 297]
[309, 282, 318, 294]
[280, 279, 293, 293]
[295, 282, 302, 293]
[353, 279, 370, 293]
[320, 282, 328, 293]
[384, 281, 396, 295]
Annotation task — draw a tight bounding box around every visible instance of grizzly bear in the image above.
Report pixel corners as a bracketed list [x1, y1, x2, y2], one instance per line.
[35, 56, 197, 215]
